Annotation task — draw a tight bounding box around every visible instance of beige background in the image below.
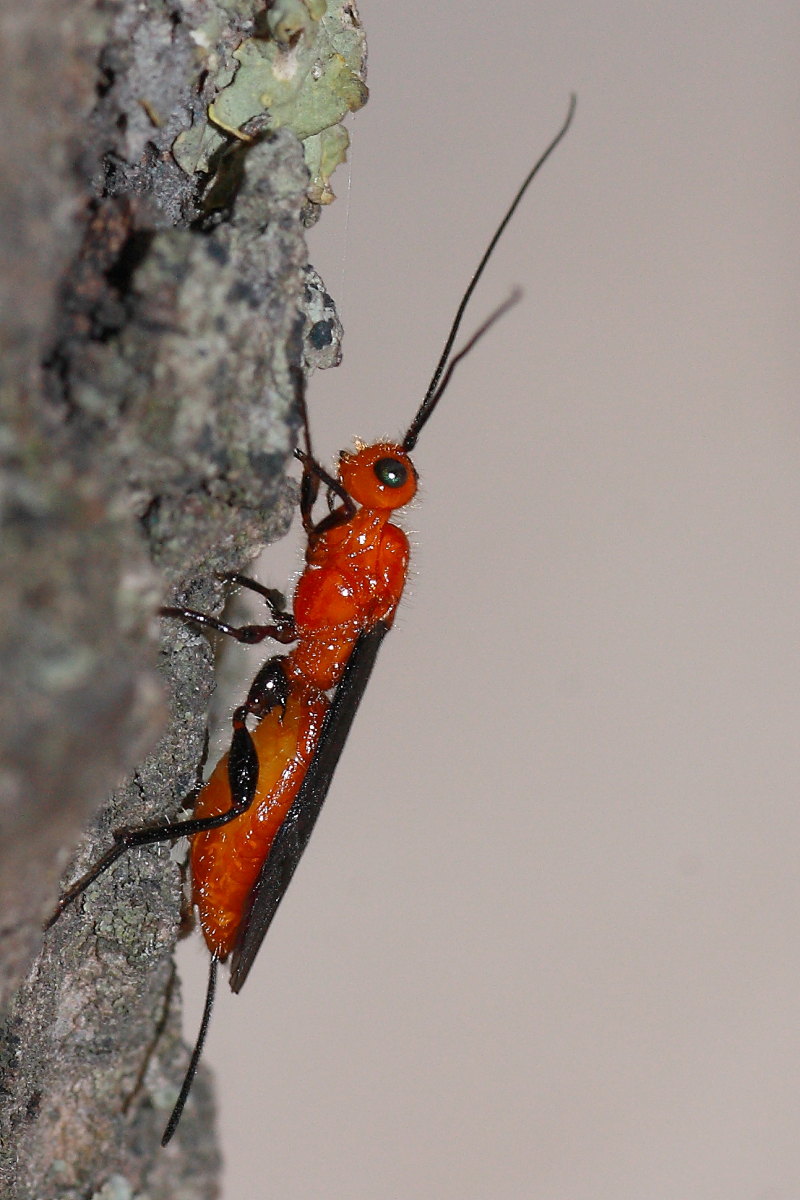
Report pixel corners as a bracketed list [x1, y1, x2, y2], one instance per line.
[176, 2, 800, 1196]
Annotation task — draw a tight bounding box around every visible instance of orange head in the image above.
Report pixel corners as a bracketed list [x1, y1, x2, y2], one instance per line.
[338, 441, 418, 511]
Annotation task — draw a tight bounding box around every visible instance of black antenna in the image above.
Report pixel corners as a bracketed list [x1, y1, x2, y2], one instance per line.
[162, 955, 219, 1145]
[403, 289, 522, 452]
[403, 94, 576, 452]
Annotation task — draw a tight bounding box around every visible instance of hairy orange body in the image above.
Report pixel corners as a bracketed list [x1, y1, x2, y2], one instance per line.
[190, 442, 414, 958]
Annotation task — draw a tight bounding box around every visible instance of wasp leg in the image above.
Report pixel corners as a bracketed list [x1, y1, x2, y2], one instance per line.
[216, 572, 291, 623]
[295, 447, 356, 535]
[160, 604, 296, 645]
[240, 654, 291, 720]
[45, 703, 261, 929]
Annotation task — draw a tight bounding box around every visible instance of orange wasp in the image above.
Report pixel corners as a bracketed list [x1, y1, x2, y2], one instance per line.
[48, 97, 575, 1143]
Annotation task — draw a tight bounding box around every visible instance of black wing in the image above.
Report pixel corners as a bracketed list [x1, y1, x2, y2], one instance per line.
[229, 621, 390, 993]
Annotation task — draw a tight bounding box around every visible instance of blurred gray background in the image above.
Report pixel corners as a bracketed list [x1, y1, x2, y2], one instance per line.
[177, 2, 800, 1196]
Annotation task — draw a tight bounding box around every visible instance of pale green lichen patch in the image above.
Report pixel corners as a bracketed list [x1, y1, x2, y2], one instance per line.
[173, 0, 366, 203]
[268, 0, 328, 46]
[302, 122, 351, 205]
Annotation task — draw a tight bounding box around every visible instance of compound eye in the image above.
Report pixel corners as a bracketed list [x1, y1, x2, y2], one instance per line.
[373, 457, 408, 489]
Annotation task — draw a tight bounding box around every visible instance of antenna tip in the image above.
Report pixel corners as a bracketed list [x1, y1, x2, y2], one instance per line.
[561, 93, 578, 134]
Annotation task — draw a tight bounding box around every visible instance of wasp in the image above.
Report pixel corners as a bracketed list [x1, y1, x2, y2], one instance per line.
[48, 96, 576, 1144]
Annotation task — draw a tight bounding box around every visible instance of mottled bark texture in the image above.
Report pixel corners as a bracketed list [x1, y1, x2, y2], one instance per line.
[0, 1, 358, 1195]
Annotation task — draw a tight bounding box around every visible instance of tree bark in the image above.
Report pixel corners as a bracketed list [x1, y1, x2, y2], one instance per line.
[0, 1, 362, 1195]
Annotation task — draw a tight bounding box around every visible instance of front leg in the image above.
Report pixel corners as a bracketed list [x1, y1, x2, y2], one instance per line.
[295, 447, 355, 535]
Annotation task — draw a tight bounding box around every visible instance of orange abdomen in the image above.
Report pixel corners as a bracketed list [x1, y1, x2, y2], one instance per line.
[191, 682, 328, 959]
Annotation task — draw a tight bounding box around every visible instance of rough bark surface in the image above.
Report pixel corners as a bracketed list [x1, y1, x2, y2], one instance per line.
[0, 1, 360, 1195]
